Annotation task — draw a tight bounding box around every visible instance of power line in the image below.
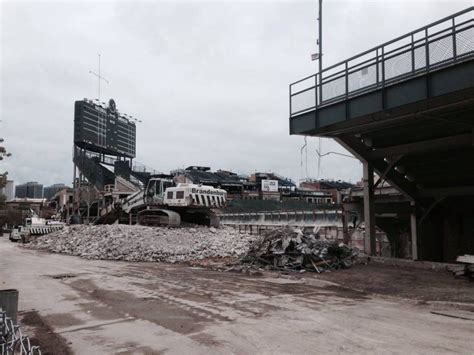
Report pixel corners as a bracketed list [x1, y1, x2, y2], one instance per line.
[315, 149, 358, 159]
[300, 136, 308, 179]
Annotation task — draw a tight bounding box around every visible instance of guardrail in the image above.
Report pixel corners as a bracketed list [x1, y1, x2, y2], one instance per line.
[132, 162, 161, 175]
[72, 147, 116, 166]
[290, 7, 474, 117]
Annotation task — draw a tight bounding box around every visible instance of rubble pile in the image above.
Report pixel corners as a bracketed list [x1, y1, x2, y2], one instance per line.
[26, 225, 256, 263]
[242, 227, 357, 272]
[452, 255, 474, 281]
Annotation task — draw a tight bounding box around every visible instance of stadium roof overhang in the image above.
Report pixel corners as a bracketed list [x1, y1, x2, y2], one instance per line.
[288, 8, 474, 259]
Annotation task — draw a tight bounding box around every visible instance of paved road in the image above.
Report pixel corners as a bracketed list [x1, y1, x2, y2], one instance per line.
[1, 238, 473, 354]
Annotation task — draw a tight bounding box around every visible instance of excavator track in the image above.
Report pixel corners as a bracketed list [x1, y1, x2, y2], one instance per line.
[207, 210, 221, 228]
[137, 209, 181, 227]
[175, 208, 221, 227]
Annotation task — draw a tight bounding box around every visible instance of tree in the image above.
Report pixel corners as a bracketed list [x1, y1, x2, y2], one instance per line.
[0, 135, 11, 189]
[0, 143, 12, 161]
[0, 173, 7, 189]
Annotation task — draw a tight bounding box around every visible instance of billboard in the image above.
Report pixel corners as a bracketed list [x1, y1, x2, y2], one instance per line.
[74, 99, 136, 158]
[261, 179, 278, 192]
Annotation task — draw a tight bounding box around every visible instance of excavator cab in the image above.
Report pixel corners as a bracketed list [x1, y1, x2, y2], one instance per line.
[144, 177, 175, 207]
[137, 177, 180, 227]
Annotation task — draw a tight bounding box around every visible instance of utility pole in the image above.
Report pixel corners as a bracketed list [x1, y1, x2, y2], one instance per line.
[318, 0, 323, 76]
[89, 54, 109, 101]
[311, 2, 323, 105]
[318, 0, 323, 105]
[316, 0, 323, 178]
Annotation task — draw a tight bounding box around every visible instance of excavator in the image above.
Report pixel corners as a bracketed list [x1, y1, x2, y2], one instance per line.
[112, 175, 227, 227]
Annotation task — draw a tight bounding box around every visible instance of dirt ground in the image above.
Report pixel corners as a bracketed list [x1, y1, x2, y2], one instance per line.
[19, 310, 73, 355]
[1, 237, 473, 354]
[315, 263, 474, 305]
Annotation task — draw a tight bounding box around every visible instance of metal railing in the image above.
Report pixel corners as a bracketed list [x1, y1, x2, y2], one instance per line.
[1, 311, 41, 355]
[72, 147, 118, 166]
[131, 162, 161, 175]
[289, 7, 474, 117]
[221, 209, 342, 223]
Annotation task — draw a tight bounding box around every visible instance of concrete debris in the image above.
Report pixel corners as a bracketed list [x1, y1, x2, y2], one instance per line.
[26, 225, 256, 263]
[242, 227, 357, 272]
[222, 264, 265, 276]
[456, 254, 474, 264]
[452, 255, 474, 281]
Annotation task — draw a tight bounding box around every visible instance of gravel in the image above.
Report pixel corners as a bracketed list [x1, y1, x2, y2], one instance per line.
[26, 225, 257, 263]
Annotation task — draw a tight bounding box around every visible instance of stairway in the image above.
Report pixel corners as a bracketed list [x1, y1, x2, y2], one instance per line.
[74, 150, 115, 191]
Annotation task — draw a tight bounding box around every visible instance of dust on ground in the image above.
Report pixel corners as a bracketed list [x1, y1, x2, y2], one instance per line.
[4, 236, 474, 353]
[313, 262, 474, 304]
[19, 310, 73, 355]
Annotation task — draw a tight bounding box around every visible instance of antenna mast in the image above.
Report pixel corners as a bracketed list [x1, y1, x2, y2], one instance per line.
[89, 54, 109, 101]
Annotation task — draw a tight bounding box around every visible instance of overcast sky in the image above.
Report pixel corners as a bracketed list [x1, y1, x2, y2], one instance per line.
[0, 0, 470, 187]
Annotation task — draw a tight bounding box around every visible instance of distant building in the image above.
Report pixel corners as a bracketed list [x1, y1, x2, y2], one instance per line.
[173, 167, 314, 203]
[15, 181, 43, 199]
[300, 179, 354, 204]
[49, 187, 74, 219]
[7, 198, 45, 218]
[0, 180, 14, 201]
[44, 183, 69, 200]
[282, 188, 333, 204]
[242, 182, 259, 200]
[174, 166, 244, 200]
[250, 172, 296, 201]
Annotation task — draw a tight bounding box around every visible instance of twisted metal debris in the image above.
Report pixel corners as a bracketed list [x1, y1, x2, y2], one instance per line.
[0, 311, 41, 355]
[243, 227, 357, 272]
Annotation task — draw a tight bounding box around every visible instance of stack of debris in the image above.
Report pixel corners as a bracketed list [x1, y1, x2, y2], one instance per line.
[26, 225, 256, 263]
[452, 255, 474, 281]
[243, 227, 357, 272]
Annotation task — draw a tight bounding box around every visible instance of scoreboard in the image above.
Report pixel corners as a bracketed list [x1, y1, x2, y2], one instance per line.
[74, 99, 136, 158]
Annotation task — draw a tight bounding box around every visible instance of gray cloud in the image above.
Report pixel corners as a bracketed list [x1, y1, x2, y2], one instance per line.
[1, 0, 470, 187]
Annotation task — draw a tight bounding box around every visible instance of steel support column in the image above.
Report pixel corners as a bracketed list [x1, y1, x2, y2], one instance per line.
[363, 161, 376, 255]
[410, 201, 418, 260]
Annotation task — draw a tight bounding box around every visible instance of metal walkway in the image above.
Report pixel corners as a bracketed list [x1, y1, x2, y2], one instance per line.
[287, 7, 474, 262]
[290, 7, 473, 135]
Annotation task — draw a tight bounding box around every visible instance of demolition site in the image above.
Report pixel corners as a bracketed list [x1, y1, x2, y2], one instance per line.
[1, 5, 473, 355]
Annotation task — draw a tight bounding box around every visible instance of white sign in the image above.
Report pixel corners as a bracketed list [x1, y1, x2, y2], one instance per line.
[261, 180, 278, 192]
